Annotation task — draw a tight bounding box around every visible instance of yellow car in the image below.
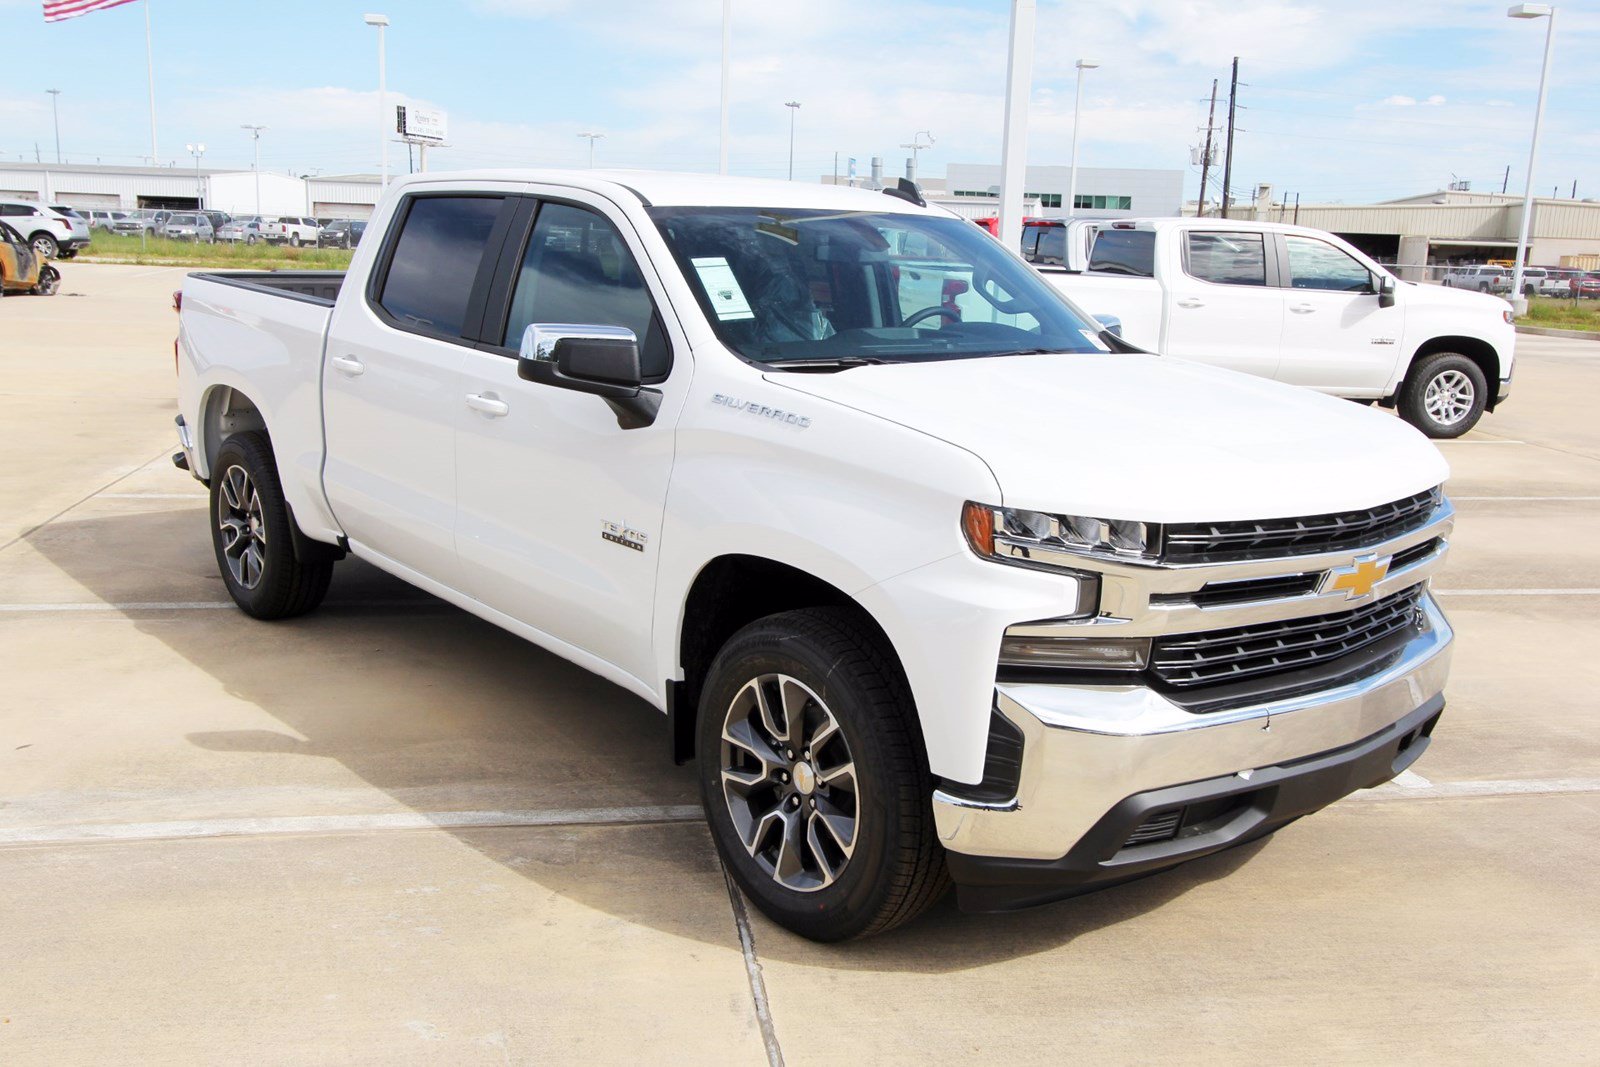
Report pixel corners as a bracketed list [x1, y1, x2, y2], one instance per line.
[0, 220, 61, 296]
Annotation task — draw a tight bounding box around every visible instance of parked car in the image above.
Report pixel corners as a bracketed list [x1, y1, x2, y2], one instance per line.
[1040, 218, 1515, 437]
[217, 218, 264, 244]
[84, 209, 130, 231]
[258, 216, 320, 246]
[198, 210, 231, 233]
[0, 199, 89, 259]
[0, 221, 61, 295]
[317, 219, 366, 249]
[174, 171, 1457, 941]
[1578, 274, 1600, 299]
[111, 210, 159, 236]
[1441, 264, 1511, 293]
[41, 205, 91, 257]
[162, 213, 216, 243]
[1534, 268, 1580, 297]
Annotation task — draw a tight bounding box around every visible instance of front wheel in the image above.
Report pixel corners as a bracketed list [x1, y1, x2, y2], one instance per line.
[289, 234, 301, 247]
[209, 431, 334, 619]
[31, 265, 59, 296]
[1400, 353, 1488, 439]
[698, 607, 948, 941]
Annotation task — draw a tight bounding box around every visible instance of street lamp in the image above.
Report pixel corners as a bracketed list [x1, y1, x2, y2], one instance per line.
[241, 124, 267, 217]
[784, 101, 801, 181]
[577, 132, 604, 169]
[719, 0, 731, 174]
[1507, 3, 1556, 314]
[1067, 59, 1100, 218]
[899, 130, 935, 184]
[185, 143, 206, 209]
[46, 89, 62, 164]
[363, 13, 390, 186]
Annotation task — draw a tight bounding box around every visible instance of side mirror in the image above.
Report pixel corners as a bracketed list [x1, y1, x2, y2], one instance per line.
[517, 323, 642, 400]
[1377, 275, 1397, 309]
[1093, 313, 1123, 337]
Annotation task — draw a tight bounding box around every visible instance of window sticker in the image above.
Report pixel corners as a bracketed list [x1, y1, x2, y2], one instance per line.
[691, 256, 755, 321]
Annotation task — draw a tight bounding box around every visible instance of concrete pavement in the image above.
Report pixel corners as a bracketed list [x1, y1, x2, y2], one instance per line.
[1, 265, 1596, 1064]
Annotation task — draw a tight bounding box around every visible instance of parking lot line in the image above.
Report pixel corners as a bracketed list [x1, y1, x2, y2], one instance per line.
[0, 805, 705, 847]
[1354, 777, 1600, 801]
[1433, 588, 1600, 597]
[1451, 496, 1600, 502]
[0, 599, 437, 613]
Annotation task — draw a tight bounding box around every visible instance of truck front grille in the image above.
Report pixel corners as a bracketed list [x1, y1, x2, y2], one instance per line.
[1163, 489, 1439, 563]
[1149, 585, 1425, 690]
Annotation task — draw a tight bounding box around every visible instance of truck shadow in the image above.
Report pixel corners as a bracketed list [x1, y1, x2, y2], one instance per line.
[26, 504, 1272, 972]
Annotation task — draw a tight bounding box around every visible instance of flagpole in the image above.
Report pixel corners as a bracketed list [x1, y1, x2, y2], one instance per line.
[144, 0, 157, 163]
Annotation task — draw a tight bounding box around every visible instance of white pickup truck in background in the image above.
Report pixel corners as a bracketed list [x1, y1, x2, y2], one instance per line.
[1031, 218, 1516, 437]
[174, 171, 1457, 940]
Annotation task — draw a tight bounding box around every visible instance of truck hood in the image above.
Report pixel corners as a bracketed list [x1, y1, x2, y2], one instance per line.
[1403, 278, 1512, 314]
[767, 353, 1448, 523]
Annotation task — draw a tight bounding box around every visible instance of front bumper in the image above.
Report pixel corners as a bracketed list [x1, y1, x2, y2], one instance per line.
[933, 590, 1453, 911]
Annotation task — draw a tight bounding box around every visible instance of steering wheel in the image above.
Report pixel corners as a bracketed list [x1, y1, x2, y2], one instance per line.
[901, 305, 963, 328]
[972, 263, 1028, 314]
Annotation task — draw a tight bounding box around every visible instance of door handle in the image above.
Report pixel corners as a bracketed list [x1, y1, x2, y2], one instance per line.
[465, 392, 510, 418]
[1176, 298, 1205, 309]
[330, 354, 365, 377]
[1289, 304, 1316, 314]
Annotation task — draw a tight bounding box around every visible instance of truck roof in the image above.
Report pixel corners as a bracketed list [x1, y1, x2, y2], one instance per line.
[1105, 216, 1332, 236]
[385, 168, 940, 215]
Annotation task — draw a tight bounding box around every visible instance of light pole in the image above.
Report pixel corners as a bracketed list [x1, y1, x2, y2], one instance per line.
[718, 0, 731, 174]
[1067, 59, 1100, 218]
[784, 101, 801, 180]
[185, 142, 205, 208]
[899, 130, 934, 184]
[363, 13, 390, 186]
[577, 132, 604, 168]
[241, 125, 266, 217]
[46, 89, 62, 164]
[1508, 3, 1556, 314]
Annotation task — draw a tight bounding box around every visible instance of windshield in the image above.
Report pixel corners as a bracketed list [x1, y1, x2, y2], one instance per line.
[648, 207, 1107, 365]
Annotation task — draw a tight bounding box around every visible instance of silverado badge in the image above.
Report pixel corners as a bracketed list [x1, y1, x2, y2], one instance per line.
[1320, 555, 1391, 600]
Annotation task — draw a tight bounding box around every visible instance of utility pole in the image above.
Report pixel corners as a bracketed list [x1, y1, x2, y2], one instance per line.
[996, 0, 1036, 249]
[718, 0, 731, 174]
[1197, 78, 1218, 216]
[832, 151, 838, 186]
[46, 89, 62, 164]
[363, 13, 390, 186]
[784, 102, 801, 180]
[1502, 165, 1511, 194]
[185, 142, 205, 207]
[1293, 191, 1301, 224]
[1221, 57, 1239, 218]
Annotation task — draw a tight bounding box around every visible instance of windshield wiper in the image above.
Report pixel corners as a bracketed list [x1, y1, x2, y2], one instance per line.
[761, 357, 898, 372]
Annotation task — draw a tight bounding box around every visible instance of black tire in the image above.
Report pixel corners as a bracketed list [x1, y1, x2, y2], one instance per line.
[289, 234, 301, 247]
[1399, 352, 1488, 439]
[209, 431, 334, 619]
[30, 266, 59, 296]
[30, 232, 58, 259]
[698, 607, 948, 941]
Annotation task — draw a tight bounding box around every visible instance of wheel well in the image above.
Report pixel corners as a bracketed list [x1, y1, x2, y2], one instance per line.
[200, 386, 268, 477]
[671, 555, 905, 764]
[1407, 337, 1503, 410]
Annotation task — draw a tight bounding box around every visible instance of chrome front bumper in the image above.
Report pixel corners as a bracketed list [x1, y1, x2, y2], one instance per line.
[933, 590, 1453, 864]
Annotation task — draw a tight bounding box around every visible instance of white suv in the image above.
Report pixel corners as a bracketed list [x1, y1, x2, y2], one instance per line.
[0, 200, 89, 259]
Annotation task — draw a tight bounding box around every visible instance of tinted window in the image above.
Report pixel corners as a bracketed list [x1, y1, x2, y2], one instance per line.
[1186, 231, 1267, 286]
[1285, 236, 1372, 292]
[1088, 229, 1155, 277]
[503, 202, 670, 379]
[379, 195, 505, 338]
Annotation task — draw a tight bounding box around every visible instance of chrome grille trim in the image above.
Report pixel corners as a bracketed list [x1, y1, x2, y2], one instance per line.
[1163, 489, 1440, 563]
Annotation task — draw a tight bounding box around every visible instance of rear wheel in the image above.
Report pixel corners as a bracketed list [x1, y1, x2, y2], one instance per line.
[1400, 352, 1487, 439]
[698, 607, 948, 941]
[289, 234, 301, 247]
[30, 232, 58, 259]
[209, 431, 334, 619]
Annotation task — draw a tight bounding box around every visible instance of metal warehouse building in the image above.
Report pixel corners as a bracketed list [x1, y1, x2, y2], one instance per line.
[1214, 186, 1600, 277]
[0, 163, 382, 219]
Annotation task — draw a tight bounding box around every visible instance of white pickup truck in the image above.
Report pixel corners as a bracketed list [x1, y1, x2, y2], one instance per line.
[174, 171, 1456, 940]
[1032, 218, 1516, 438]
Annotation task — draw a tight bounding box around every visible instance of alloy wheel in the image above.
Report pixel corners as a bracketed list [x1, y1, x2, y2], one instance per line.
[216, 464, 268, 589]
[1424, 369, 1476, 427]
[720, 673, 859, 892]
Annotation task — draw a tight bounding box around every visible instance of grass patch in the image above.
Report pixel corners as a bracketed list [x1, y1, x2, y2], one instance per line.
[1516, 296, 1600, 333]
[76, 232, 354, 270]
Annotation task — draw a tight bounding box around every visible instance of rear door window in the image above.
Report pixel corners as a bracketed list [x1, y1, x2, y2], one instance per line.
[1088, 229, 1155, 277]
[1184, 231, 1267, 286]
[377, 195, 506, 339]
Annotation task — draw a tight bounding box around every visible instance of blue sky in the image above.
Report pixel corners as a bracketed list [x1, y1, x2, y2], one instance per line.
[2, 0, 1596, 203]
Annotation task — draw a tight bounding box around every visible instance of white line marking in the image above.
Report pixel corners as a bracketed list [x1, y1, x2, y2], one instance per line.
[1451, 496, 1600, 502]
[1433, 589, 1600, 597]
[722, 863, 784, 1067]
[0, 598, 439, 613]
[1355, 777, 1600, 802]
[96, 493, 207, 500]
[0, 805, 704, 847]
[1391, 770, 1432, 790]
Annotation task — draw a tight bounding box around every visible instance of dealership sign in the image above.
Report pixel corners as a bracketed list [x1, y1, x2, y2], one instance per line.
[396, 106, 448, 143]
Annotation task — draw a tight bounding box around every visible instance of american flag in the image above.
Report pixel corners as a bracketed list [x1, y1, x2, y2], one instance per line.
[43, 0, 139, 23]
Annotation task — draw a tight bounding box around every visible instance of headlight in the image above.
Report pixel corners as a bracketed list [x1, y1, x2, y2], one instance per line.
[963, 502, 1161, 567]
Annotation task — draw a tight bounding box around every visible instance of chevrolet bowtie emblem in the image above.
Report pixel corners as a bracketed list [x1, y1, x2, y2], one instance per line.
[1321, 555, 1392, 600]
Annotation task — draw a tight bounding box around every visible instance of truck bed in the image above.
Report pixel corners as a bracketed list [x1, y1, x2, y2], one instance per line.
[190, 270, 346, 306]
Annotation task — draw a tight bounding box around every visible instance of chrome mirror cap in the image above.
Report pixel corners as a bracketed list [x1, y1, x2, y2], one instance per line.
[519, 323, 638, 362]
